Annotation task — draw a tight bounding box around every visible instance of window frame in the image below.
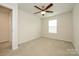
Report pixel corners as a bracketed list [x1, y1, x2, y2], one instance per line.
[48, 19, 57, 33]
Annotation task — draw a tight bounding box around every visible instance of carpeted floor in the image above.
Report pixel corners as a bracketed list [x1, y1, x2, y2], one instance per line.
[0, 37, 78, 56]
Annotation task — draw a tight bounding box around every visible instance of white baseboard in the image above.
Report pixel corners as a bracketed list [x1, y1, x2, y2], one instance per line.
[18, 36, 41, 45]
[41, 36, 72, 43]
[0, 40, 9, 43]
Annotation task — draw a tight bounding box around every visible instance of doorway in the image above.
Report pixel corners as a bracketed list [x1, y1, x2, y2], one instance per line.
[0, 5, 12, 49]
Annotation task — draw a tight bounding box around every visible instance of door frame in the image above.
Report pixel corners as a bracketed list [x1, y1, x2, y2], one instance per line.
[0, 4, 18, 50]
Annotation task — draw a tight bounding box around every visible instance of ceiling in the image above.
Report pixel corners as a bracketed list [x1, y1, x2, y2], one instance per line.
[18, 3, 74, 18]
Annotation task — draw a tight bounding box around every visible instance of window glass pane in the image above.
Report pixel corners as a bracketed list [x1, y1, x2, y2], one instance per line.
[48, 19, 57, 33]
[49, 20, 57, 26]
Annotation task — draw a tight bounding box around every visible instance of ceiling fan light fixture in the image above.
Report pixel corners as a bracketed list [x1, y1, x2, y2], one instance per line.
[41, 11, 46, 15]
[34, 3, 53, 16]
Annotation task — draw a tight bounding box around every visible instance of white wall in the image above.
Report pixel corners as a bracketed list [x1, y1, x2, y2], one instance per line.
[41, 12, 73, 42]
[18, 9, 41, 44]
[73, 4, 79, 54]
[0, 3, 18, 50]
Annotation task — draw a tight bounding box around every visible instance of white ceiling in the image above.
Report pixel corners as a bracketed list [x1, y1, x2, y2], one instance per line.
[18, 3, 74, 18]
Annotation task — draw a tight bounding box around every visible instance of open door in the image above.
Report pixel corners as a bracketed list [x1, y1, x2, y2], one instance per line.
[0, 6, 12, 49]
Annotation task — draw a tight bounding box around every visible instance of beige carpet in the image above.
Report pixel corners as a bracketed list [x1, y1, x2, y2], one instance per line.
[0, 37, 78, 56]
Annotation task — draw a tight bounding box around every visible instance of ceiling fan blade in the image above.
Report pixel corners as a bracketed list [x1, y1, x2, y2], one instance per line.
[33, 11, 41, 14]
[34, 6, 43, 11]
[46, 11, 53, 13]
[44, 3, 53, 10]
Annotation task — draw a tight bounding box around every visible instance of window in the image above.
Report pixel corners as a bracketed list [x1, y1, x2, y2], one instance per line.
[48, 19, 57, 33]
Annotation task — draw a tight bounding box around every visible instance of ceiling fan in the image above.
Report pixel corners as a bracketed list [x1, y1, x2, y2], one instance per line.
[34, 3, 53, 16]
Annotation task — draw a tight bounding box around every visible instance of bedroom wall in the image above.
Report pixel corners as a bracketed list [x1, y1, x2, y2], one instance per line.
[18, 9, 41, 44]
[72, 4, 79, 54]
[41, 12, 73, 42]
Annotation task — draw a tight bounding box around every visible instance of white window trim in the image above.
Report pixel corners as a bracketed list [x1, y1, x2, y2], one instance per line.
[48, 19, 57, 33]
